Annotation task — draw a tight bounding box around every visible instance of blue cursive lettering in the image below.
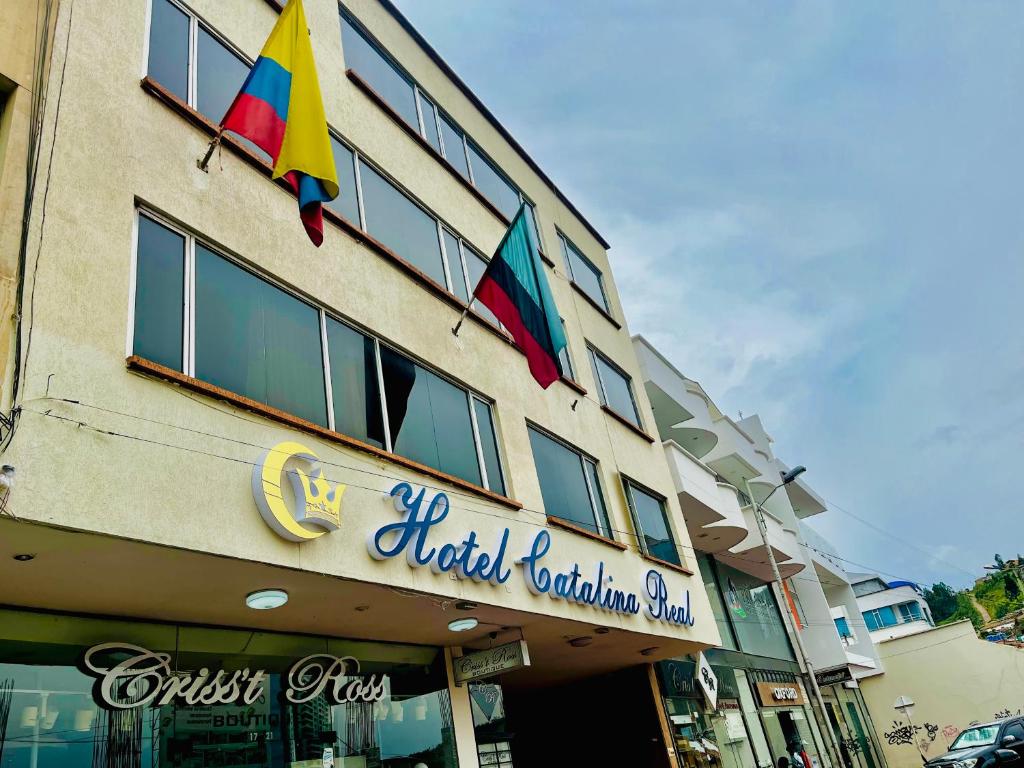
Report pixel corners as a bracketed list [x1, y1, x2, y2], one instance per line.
[645, 570, 695, 626]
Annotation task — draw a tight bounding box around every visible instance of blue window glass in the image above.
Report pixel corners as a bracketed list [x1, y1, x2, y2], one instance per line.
[624, 481, 680, 565]
[148, 0, 189, 101]
[325, 138, 361, 225]
[341, 14, 418, 128]
[834, 617, 852, 638]
[134, 216, 184, 370]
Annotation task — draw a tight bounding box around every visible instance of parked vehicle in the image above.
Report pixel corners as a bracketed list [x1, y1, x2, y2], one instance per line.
[925, 718, 1024, 767]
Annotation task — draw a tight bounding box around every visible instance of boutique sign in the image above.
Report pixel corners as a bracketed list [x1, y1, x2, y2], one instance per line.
[81, 644, 387, 710]
[367, 482, 697, 628]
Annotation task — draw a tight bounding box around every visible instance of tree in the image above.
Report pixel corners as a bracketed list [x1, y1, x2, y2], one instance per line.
[1006, 573, 1021, 602]
[995, 553, 1006, 570]
[924, 582, 959, 624]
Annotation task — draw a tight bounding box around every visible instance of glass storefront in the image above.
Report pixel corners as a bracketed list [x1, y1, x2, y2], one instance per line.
[0, 609, 459, 768]
[750, 672, 823, 768]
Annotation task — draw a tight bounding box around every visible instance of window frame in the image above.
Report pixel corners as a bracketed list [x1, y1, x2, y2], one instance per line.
[558, 231, 611, 313]
[621, 475, 681, 566]
[526, 422, 613, 540]
[130, 207, 507, 494]
[587, 344, 643, 428]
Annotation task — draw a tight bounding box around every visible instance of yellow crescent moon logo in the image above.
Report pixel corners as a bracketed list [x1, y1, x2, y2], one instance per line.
[251, 441, 344, 542]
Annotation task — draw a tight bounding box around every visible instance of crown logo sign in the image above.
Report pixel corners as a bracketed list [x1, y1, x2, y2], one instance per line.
[252, 442, 346, 542]
[292, 465, 344, 530]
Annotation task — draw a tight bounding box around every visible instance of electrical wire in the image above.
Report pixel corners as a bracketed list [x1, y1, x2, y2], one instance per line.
[18, 398, 949, 596]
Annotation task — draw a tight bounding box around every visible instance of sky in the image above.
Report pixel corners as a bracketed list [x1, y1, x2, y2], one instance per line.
[394, 1, 1024, 590]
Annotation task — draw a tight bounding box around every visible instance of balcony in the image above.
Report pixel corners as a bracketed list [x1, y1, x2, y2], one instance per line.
[663, 441, 804, 579]
[663, 441, 747, 553]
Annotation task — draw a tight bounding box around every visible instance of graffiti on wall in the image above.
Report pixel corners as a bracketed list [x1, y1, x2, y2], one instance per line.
[884, 721, 921, 746]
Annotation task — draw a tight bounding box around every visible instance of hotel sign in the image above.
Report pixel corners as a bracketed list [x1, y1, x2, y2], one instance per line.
[252, 442, 346, 542]
[815, 665, 853, 687]
[453, 640, 531, 684]
[755, 680, 806, 707]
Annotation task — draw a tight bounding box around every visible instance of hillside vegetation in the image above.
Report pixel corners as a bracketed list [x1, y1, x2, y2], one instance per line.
[926, 564, 1024, 631]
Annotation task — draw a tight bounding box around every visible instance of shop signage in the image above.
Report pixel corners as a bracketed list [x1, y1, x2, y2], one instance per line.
[696, 651, 718, 710]
[369, 482, 697, 627]
[453, 640, 531, 684]
[81, 644, 386, 710]
[252, 441, 346, 542]
[755, 680, 806, 707]
[814, 665, 853, 687]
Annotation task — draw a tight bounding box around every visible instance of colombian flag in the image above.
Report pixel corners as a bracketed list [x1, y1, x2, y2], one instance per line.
[221, 0, 338, 246]
[475, 205, 567, 388]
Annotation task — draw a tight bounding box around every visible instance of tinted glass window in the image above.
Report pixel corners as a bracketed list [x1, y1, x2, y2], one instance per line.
[466, 142, 520, 219]
[562, 237, 608, 312]
[834, 617, 852, 637]
[463, 247, 501, 327]
[590, 349, 641, 427]
[584, 459, 612, 535]
[473, 398, 505, 495]
[341, 15, 418, 128]
[134, 216, 184, 370]
[326, 318, 384, 448]
[325, 138, 361, 225]
[442, 229, 468, 302]
[380, 348, 480, 485]
[525, 202, 544, 252]
[194, 246, 327, 426]
[438, 114, 469, 179]
[715, 562, 795, 660]
[418, 92, 441, 153]
[528, 427, 605, 536]
[627, 483, 679, 565]
[148, 0, 189, 101]
[358, 161, 446, 286]
[557, 320, 574, 380]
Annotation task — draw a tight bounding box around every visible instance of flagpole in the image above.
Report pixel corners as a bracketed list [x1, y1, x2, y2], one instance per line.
[452, 304, 472, 337]
[197, 128, 224, 173]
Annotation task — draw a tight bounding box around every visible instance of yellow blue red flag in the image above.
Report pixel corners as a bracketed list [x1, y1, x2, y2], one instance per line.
[221, 0, 338, 246]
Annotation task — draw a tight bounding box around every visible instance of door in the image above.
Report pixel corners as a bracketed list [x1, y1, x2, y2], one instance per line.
[1003, 721, 1024, 759]
[845, 701, 877, 768]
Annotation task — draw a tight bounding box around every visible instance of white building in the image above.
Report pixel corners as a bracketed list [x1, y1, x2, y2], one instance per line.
[849, 573, 935, 642]
[633, 335, 889, 768]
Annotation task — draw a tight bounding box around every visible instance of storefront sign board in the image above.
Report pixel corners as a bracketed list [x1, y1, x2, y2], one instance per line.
[755, 680, 806, 707]
[814, 665, 853, 687]
[453, 640, 530, 684]
[696, 651, 718, 710]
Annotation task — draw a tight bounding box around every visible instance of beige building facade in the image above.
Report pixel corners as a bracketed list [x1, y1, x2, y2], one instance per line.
[0, 1, 720, 766]
[860, 621, 1024, 768]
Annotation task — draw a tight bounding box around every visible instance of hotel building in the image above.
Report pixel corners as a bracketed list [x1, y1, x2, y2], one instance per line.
[0, 1, 720, 766]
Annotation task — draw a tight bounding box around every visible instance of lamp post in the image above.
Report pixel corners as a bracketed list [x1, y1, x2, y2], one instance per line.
[744, 466, 843, 768]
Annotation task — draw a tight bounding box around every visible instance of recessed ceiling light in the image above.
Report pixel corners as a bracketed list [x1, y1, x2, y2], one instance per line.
[568, 636, 592, 647]
[354, 605, 370, 612]
[454, 600, 477, 611]
[12, 554, 34, 562]
[640, 647, 659, 656]
[448, 617, 479, 632]
[245, 589, 288, 610]
[594, 627, 611, 635]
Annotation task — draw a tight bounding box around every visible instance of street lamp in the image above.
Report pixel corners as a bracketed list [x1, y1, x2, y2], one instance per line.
[743, 466, 844, 768]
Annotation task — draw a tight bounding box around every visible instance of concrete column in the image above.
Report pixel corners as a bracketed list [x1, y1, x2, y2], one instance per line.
[444, 646, 480, 768]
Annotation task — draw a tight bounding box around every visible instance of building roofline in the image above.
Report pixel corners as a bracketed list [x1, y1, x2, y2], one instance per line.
[376, 0, 612, 250]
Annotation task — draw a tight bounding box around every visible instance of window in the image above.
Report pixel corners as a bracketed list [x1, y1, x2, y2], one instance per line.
[557, 319, 574, 381]
[195, 26, 247, 124]
[527, 426, 611, 537]
[1005, 723, 1024, 744]
[357, 160, 447, 287]
[340, 8, 536, 225]
[834, 617, 853, 639]
[133, 216, 184, 371]
[863, 606, 898, 631]
[417, 91, 442, 153]
[466, 141, 521, 220]
[462, 243, 502, 328]
[340, 13, 419, 128]
[560, 233, 609, 313]
[194, 243, 328, 427]
[623, 479, 680, 565]
[325, 138, 361, 225]
[438, 112, 470, 179]
[898, 602, 923, 622]
[588, 347, 642, 428]
[132, 212, 506, 492]
[147, 0, 189, 101]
